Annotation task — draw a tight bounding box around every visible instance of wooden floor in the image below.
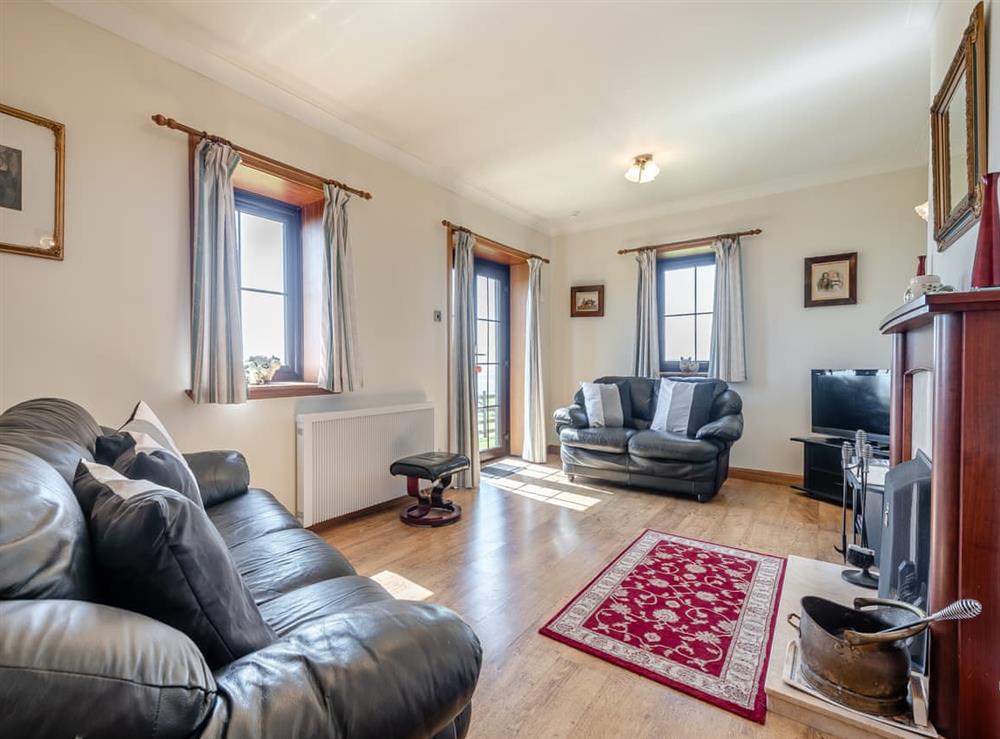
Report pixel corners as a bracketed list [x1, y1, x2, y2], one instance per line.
[320, 458, 843, 739]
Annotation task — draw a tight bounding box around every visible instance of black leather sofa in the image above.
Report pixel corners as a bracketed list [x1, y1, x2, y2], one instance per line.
[553, 376, 744, 502]
[0, 398, 481, 739]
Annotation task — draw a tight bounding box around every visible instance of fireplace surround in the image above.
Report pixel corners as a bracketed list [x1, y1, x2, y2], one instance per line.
[880, 291, 1000, 738]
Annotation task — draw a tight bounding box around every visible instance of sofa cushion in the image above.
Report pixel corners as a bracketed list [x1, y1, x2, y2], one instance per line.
[559, 426, 636, 454]
[627, 430, 721, 462]
[0, 445, 96, 601]
[207, 488, 301, 548]
[259, 575, 393, 637]
[651, 379, 716, 436]
[628, 457, 722, 489]
[113, 401, 201, 501]
[73, 461, 275, 669]
[229, 527, 356, 606]
[560, 443, 630, 473]
[96, 431, 202, 507]
[574, 378, 635, 424]
[616, 380, 636, 421]
[580, 382, 625, 427]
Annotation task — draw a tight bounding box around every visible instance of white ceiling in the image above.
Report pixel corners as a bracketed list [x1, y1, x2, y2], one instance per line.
[54, 1, 933, 234]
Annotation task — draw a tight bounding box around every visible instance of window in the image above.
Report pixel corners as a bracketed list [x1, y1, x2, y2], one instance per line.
[235, 190, 303, 379]
[656, 252, 716, 373]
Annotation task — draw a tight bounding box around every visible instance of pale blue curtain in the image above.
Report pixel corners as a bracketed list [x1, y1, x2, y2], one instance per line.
[632, 250, 660, 379]
[191, 139, 246, 404]
[709, 236, 748, 382]
[318, 185, 363, 392]
[450, 231, 480, 488]
[522, 257, 547, 463]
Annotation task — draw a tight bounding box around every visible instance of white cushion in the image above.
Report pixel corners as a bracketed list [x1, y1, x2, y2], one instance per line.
[119, 401, 199, 498]
[580, 382, 624, 428]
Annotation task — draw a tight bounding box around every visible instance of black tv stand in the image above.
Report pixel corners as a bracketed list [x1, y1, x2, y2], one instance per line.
[789, 435, 889, 504]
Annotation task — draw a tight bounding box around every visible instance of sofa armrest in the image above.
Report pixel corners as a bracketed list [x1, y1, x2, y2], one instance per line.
[0, 599, 216, 739]
[184, 450, 250, 507]
[204, 600, 482, 739]
[553, 403, 589, 433]
[695, 413, 744, 443]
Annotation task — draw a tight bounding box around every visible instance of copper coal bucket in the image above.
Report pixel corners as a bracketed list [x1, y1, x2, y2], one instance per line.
[788, 596, 927, 715]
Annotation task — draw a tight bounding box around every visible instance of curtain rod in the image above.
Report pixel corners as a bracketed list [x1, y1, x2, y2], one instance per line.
[151, 114, 373, 200]
[617, 228, 762, 256]
[441, 220, 550, 264]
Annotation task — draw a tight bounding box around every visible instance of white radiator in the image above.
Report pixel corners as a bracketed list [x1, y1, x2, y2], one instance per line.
[296, 403, 435, 526]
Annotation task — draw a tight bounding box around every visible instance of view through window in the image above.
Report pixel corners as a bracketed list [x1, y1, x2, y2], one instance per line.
[657, 253, 716, 372]
[235, 191, 302, 377]
[474, 260, 509, 457]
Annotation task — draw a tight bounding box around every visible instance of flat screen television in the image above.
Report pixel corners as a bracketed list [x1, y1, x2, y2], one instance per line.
[811, 369, 890, 442]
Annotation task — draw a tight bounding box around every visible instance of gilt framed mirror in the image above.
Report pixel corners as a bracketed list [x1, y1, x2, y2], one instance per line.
[0, 102, 65, 260]
[931, 2, 987, 251]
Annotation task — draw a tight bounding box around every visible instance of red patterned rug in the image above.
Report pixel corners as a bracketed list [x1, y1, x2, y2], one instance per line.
[540, 530, 786, 723]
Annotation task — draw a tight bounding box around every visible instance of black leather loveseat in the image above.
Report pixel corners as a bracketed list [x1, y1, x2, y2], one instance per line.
[0, 398, 481, 739]
[554, 376, 743, 502]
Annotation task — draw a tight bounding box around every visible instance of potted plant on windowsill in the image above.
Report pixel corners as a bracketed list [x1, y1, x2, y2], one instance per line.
[244, 355, 282, 386]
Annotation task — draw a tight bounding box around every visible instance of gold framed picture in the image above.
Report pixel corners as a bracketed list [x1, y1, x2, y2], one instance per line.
[0, 102, 65, 260]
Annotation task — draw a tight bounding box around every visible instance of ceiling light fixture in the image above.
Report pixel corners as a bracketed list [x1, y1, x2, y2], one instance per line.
[625, 154, 659, 184]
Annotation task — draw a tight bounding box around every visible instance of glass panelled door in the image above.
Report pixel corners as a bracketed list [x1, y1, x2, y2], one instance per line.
[474, 259, 510, 460]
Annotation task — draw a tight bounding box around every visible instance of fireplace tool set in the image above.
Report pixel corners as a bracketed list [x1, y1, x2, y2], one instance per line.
[837, 430, 879, 589]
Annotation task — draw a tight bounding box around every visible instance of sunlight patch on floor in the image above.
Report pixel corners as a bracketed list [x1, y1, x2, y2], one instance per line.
[370, 570, 434, 601]
[482, 458, 609, 511]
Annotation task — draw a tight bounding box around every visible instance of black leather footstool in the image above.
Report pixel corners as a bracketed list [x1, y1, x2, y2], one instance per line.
[390, 452, 470, 527]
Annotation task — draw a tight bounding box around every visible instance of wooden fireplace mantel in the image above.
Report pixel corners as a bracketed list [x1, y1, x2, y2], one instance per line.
[880, 290, 1000, 739]
[880, 289, 1000, 334]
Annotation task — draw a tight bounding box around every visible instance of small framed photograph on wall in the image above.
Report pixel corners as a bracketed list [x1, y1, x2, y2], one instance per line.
[571, 284, 604, 317]
[0, 102, 65, 260]
[804, 252, 857, 308]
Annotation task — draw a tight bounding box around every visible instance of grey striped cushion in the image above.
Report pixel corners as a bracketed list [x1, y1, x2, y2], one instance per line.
[651, 380, 715, 436]
[580, 382, 624, 428]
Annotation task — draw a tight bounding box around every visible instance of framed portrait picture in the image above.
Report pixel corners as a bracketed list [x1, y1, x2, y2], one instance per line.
[0, 102, 65, 260]
[571, 284, 604, 317]
[804, 252, 857, 308]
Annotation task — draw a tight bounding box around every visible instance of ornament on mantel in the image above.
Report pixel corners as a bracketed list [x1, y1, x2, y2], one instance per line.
[972, 172, 1000, 288]
[903, 254, 952, 303]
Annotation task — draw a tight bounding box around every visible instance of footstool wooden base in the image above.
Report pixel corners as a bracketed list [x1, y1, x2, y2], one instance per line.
[390, 452, 470, 528]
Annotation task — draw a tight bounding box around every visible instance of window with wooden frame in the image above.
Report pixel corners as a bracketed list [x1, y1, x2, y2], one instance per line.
[656, 252, 716, 374]
[187, 136, 332, 399]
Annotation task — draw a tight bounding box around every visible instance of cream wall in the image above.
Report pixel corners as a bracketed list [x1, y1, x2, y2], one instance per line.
[0, 1, 935, 499]
[549, 167, 927, 475]
[0, 2, 551, 513]
[926, 0, 999, 286]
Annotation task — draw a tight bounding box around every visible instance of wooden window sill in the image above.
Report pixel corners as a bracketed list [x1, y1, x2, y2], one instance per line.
[185, 382, 336, 401]
[249, 382, 335, 399]
[659, 371, 708, 379]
